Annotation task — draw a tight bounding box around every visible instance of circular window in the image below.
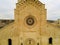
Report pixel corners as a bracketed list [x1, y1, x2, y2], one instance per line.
[26, 17, 34, 25]
[24, 15, 36, 28]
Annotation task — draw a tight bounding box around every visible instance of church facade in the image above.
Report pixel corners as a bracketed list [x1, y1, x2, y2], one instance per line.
[0, 0, 60, 45]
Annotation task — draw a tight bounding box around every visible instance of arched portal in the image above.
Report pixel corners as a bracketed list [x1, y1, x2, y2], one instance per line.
[24, 38, 36, 45]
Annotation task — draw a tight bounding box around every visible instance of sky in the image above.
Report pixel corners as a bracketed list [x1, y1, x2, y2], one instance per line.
[0, 0, 60, 20]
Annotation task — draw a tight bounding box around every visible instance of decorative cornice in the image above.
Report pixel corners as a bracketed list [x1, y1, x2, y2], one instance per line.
[18, 0, 39, 2]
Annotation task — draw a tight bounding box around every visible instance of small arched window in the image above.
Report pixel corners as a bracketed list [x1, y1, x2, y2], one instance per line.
[37, 43, 39, 45]
[8, 39, 12, 45]
[49, 37, 52, 44]
[21, 43, 23, 45]
[29, 40, 31, 44]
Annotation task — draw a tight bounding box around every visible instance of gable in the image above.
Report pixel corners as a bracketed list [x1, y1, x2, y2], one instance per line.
[15, 0, 45, 11]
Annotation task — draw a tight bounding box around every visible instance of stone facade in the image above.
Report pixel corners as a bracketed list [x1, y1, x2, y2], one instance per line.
[0, 0, 60, 45]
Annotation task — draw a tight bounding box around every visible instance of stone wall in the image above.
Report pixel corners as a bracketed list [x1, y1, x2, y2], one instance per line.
[0, 20, 14, 29]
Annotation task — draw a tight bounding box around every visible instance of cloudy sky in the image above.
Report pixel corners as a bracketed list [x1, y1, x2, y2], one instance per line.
[0, 0, 60, 20]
